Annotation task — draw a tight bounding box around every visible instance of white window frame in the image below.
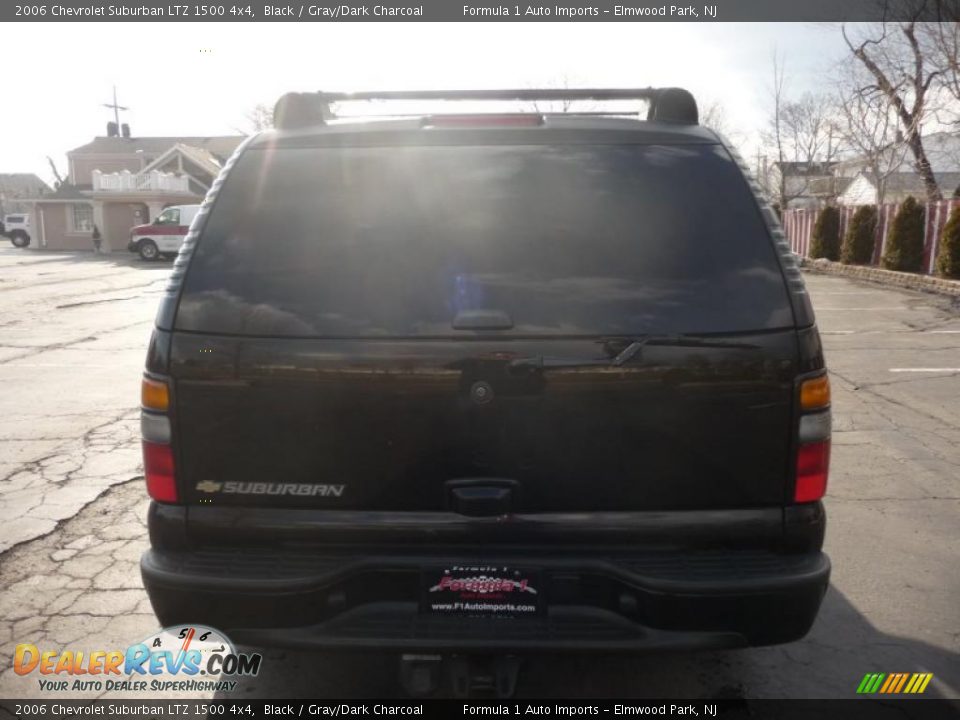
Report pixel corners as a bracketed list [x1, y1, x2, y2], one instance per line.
[67, 203, 94, 234]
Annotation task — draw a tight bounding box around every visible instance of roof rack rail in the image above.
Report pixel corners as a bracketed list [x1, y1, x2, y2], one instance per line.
[272, 87, 698, 130]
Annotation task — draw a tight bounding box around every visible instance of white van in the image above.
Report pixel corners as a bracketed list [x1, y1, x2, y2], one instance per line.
[2, 214, 31, 247]
[128, 204, 201, 260]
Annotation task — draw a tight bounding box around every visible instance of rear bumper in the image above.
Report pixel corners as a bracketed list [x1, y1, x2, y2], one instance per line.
[141, 547, 830, 652]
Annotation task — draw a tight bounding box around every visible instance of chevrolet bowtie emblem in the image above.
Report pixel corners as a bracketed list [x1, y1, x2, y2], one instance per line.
[196, 480, 222, 493]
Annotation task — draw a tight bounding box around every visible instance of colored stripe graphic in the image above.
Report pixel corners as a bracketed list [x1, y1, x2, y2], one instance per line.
[857, 673, 886, 694]
[893, 674, 909, 693]
[879, 674, 896, 693]
[858, 672, 933, 694]
[906, 673, 934, 694]
[881, 673, 907, 693]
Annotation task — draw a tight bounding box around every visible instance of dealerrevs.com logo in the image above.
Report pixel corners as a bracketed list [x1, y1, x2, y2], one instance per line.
[14, 625, 262, 693]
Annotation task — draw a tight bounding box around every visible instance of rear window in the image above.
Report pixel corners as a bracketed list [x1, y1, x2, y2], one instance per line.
[176, 143, 793, 337]
[6, 216, 24, 223]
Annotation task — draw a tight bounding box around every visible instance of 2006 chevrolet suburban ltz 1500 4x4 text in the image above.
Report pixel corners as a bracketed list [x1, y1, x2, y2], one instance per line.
[139, 88, 832, 693]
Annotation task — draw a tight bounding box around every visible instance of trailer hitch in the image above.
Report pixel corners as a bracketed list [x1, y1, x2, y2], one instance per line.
[399, 654, 521, 698]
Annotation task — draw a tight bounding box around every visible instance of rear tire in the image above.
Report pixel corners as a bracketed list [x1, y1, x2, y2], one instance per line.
[10, 231, 29, 248]
[139, 239, 159, 261]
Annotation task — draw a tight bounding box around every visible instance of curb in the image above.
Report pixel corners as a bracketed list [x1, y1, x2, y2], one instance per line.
[799, 257, 960, 298]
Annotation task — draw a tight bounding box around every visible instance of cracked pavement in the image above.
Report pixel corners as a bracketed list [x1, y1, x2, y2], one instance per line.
[0, 249, 170, 553]
[0, 247, 958, 699]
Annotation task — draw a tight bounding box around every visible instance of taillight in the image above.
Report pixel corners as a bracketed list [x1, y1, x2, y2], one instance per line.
[141, 375, 177, 503]
[143, 441, 177, 502]
[795, 374, 831, 503]
[795, 440, 830, 502]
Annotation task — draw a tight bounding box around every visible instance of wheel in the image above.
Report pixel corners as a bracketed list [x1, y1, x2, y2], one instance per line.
[138, 239, 159, 260]
[9, 231, 30, 248]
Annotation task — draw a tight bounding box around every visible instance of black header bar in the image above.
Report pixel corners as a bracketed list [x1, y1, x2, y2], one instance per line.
[5, 0, 960, 22]
[1, 699, 959, 719]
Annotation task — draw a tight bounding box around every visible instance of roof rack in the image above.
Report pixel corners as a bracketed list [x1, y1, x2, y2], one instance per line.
[272, 87, 699, 130]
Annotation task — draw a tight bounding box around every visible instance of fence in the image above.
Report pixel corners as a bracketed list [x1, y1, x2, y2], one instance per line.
[91, 169, 191, 193]
[784, 199, 960, 275]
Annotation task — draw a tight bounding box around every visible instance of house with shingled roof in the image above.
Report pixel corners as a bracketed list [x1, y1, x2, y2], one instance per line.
[0, 173, 51, 215]
[18, 132, 243, 252]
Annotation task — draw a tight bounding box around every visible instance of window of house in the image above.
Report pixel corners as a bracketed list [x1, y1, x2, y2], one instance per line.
[70, 204, 94, 233]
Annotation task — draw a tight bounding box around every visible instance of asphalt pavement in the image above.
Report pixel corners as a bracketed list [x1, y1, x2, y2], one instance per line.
[0, 246, 957, 699]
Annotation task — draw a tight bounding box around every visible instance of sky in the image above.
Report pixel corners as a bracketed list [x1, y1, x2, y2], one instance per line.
[5, 22, 853, 186]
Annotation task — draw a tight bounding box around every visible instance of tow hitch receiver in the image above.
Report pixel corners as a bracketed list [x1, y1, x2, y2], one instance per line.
[399, 654, 521, 698]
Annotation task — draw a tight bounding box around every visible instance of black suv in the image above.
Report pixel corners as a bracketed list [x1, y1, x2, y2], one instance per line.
[140, 88, 831, 688]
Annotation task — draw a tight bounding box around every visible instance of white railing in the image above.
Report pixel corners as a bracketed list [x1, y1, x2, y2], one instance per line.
[91, 169, 190, 193]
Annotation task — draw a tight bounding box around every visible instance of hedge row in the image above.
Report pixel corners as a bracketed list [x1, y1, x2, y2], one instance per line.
[806, 200, 960, 279]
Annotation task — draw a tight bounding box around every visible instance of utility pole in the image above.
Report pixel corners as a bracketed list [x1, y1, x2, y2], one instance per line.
[102, 85, 128, 128]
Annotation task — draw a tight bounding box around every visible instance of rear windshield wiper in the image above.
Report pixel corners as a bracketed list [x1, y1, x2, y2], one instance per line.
[508, 334, 759, 371]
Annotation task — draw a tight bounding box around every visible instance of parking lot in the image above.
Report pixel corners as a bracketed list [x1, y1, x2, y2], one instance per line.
[0, 246, 958, 699]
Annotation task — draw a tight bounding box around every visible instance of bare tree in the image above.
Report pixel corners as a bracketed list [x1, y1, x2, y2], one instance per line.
[763, 52, 842, 210]
[843, 19, 943, 201]
[764, 51, 791, 211]
[835, 60, 910, 206]
[920, 19, 960, 126]
[46, 156, 67, 189]
[528, 75, 583, 114]
[700, 100, 744, 142]
[246, 103, 274, 132]
[782, 94, 842, 166]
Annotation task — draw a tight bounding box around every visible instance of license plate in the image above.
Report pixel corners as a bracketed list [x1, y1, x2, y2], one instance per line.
[420, 564, 544, 618]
